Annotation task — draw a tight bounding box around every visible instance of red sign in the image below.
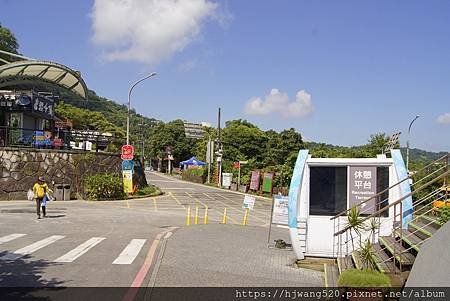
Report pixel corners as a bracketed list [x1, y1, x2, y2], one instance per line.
[121, 145, 134, 160]
[233, 162, 240, 169]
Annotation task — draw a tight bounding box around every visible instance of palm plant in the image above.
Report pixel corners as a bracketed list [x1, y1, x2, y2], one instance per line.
[346, 206, 366, 251]
[358, 239, 378, 270]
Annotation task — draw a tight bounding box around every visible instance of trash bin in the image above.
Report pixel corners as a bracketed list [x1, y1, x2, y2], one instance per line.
[54, 184, 64, 201]
[63, 184, 71, 201]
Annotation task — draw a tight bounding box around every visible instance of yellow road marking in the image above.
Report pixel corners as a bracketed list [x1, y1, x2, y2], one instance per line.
[214, 193, 271, 218]
[186, 192, 208, 207]
[204, 193, 269, 223]
[153, 198, 158, 211]
[169, 192, 186, 209]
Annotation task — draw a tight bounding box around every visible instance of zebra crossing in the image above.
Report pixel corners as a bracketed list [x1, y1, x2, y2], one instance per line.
[0, 233, 147, 265]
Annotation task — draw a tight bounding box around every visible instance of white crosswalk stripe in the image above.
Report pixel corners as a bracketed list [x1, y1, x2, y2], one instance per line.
[0, 234, 26, 245]
[54, 237, 106, 263]
[113, 239, 146, 265]
[0, 235, 65, 261]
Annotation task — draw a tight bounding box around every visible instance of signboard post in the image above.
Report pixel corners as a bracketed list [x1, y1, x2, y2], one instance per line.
[121, 145, 134, 194]
[349, 166, 377, 213]
[122, 170, 133, 193]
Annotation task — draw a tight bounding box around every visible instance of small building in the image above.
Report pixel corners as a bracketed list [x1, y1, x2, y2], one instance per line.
[287, 149, 412, 259]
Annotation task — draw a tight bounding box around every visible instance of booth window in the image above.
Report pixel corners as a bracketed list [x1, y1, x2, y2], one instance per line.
[377, 167, 389, 217]
[310, 167, 347, 215]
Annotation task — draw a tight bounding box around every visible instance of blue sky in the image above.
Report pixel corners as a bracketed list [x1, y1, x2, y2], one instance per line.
[1, 0, 449, 151]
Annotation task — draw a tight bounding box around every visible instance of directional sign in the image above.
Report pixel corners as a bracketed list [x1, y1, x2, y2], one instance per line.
[121, 145, 134, 160]
[122, 160, 135, 171]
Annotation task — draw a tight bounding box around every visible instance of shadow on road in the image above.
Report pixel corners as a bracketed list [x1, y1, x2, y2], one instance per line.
[0, 251, 66, 300]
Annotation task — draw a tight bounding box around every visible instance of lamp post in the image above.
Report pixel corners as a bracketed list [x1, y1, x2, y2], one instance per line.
[406, 115, 420, 172]
[126, 72, 157, 145]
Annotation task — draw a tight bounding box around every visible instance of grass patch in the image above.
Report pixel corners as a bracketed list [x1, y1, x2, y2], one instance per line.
[135, 185, 162, 197]
[338, 269, 391, 287]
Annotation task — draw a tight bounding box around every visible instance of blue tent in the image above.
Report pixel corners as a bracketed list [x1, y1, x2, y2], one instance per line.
[180, 156, 206, 168]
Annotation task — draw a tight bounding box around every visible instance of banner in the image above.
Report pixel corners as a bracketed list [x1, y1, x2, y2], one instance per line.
[122, 170, 133, 193]
[262, 172, 274, 193]
[250, 171, 260, 190]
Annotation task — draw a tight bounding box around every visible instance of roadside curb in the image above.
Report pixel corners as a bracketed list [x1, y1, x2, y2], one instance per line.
[147, 171, 273, 201]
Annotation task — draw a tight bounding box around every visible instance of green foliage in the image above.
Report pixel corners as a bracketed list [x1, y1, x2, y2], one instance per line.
[83, 173, 125, 200]
[183, 167, 205, 178]
[338, 269, 391, 287]
[358, 240, 378, 270]
[438, 206, 450, 224]
[136, 185, 161, 196]
[0, 23, 20, 64]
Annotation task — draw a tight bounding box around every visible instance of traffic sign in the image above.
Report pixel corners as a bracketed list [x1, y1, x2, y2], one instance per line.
[122, 160, 134, 171]
[121, 145, 134, 160]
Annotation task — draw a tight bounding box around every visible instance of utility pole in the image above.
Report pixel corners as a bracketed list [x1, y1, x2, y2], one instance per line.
[217, 108, 222, 187]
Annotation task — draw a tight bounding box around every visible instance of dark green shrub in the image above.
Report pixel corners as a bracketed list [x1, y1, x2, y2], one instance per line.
[338, 269, 391, 287]
[84, 173, 125, 200]
[438, 206, 450, 224]
[182, 167, 205, 183]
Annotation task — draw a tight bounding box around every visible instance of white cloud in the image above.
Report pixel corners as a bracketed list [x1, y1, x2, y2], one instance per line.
[244, 88, 314, 118]
[91, 0, 220, 64]
[437, 112, 450, 124]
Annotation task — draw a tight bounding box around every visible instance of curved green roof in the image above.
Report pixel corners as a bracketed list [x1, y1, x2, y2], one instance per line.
[0, 60, 88, 99]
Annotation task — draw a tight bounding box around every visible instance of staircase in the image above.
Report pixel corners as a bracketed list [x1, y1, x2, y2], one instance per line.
[329, 154, 449, 286]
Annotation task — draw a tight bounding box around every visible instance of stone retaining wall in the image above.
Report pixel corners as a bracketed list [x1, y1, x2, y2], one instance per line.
[0, 148, 122, 200]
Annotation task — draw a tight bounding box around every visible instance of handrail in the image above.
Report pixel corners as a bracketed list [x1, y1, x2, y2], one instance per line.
[334, 169, 449, 236]
[331, 153, 449, 220]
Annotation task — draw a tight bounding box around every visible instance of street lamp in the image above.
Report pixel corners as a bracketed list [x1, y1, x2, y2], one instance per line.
[406, 115, 420, 172]
[126, 72, 157, 145]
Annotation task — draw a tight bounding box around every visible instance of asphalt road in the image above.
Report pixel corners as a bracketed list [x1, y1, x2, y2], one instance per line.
[146, 171, 273, 227]
[0, 172, 274, 289]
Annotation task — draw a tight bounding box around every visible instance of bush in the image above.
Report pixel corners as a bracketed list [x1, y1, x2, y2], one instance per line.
[438, 206, 450, 224]
[183, 167, 204, 177]
[338, 269, 391, 288]
[136, 185, 161, 196]
[182, 167, 205, 183]
[84, 173, 125, 200]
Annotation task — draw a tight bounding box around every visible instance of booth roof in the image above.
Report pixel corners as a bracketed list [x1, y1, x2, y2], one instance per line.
[0, 60, 88, 100]
[180, 156, 206, 166]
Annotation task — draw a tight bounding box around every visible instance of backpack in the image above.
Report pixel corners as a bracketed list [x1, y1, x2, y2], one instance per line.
[35, 184, 46, 198]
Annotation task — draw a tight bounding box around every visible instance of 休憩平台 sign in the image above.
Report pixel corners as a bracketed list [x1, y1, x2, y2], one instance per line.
[349, 166, 377, 213]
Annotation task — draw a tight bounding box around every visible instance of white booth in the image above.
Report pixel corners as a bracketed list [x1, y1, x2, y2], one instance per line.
[287, 149, 412, 259]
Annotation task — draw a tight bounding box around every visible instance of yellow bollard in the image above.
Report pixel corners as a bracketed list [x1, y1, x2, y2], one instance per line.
[195, 206, 199, 225]
[222, 208, 227, 224]
[186, 206, 191, 226]
[204, 205, 208, 224]
[242, 208, 249, 226]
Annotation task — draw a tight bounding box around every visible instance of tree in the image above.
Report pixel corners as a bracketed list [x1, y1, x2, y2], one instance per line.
[0, 23, 20, 64]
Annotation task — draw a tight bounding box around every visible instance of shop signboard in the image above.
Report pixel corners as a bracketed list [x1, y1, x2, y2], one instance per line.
[349, 166, 377, 213]
[262, 172, 275, 193]
[250, 171, 260, 190]
[32, 94, 54, 118]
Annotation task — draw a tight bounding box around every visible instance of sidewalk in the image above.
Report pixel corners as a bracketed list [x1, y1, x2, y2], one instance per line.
[151, 224, 324, 287]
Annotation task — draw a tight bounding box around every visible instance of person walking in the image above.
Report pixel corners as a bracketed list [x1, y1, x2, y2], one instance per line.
[33, 176, 52, 219]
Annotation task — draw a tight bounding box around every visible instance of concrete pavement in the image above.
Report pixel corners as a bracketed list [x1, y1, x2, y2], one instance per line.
[152, 224, 323, 287]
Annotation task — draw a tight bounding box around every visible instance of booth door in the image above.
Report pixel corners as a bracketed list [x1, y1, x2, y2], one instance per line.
[307, 167, 347, 257]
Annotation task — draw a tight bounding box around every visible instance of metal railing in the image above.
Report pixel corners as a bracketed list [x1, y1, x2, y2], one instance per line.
[332, 153, 449, 273]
